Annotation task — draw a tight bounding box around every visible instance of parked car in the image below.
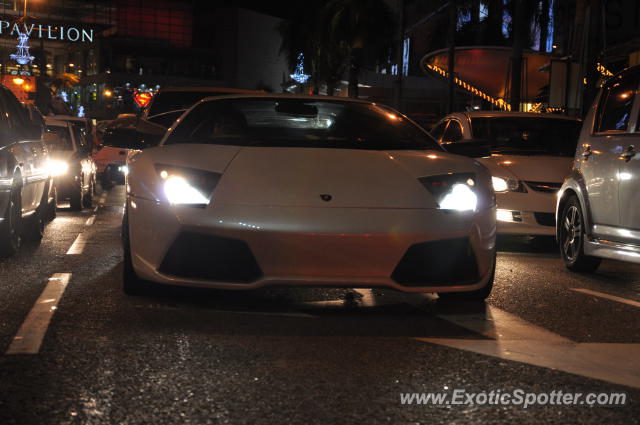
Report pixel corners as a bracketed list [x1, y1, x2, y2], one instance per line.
[557, 66, 640, 271]
[0, 86, 55, 256]
[49, 115, 97, 148]
[107, 95, 497, 299]
[430, 111, 582, 236]
[43, 117, 96, 211]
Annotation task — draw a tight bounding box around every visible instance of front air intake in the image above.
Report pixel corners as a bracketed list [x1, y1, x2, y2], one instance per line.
[159, 232, 262, 283]
[391, 238, 479, 287]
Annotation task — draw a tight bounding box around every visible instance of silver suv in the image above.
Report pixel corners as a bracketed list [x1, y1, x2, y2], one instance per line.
[557, 66, 640, 271]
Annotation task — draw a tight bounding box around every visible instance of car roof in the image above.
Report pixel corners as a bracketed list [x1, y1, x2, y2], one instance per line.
[49, 115, 88, 122]
[157, 87, 263, 94]
[446, 111, 581, 121]
[196, 93, 373, 104]
[44, 117, 70, 127]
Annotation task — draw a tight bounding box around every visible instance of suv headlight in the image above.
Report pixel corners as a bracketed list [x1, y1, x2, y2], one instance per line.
[155, 164, 221, 207]
[419, 173, 478, 211]
[492, 176, 527, 193]
[47, 159, 69, 177]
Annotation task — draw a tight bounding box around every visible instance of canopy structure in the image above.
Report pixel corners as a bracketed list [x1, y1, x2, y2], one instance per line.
[420, 46, 554, 111]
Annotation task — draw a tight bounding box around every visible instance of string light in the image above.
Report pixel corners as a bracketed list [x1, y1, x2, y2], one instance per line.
[290, 53, 310, 84]
[596, 63, 613, 77]
[426, 63, 511, 111]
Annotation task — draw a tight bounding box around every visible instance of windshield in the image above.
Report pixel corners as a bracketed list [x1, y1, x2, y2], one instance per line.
[147, 91, 231, 117]
[164, 98, 441, 151]
[44, 125, 73, 151]
[471, 117, 581, 156]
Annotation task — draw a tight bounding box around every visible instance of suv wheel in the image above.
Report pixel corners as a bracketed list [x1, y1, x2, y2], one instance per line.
[0, 181, 22, 257]
[559, 196, 601, 272]
[82, 179, 94, 208]
[69, 180, 83, 211]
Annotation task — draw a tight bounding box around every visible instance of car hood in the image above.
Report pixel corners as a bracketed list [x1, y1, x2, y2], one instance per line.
[477, 154, 573, 182]
[49, 150, 76, 161]
[129, 144, 491, 209]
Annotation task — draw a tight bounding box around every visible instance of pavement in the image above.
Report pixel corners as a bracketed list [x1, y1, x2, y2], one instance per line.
[0, 186, 638, 424]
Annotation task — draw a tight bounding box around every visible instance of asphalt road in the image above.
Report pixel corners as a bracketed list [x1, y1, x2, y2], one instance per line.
[0, 186, 639, 424]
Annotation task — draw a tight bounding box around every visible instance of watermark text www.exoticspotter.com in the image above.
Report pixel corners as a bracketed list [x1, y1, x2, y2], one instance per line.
[400, 390, 628, 408]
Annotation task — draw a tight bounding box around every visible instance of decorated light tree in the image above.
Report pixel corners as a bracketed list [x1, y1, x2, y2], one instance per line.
[10, 32, 35, 65]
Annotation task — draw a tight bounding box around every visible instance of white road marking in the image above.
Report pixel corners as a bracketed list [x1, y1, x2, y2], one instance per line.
[417, 305, 640, 388]
[570, 288, 640, 309]
[85, 215, 96, 226]
[67, 232, 89, 255]
[6, 273, 71, 355]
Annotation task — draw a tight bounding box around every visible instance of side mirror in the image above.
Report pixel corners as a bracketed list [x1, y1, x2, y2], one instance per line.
[442, 140, 491, 158]
[102, 127, 148, 150]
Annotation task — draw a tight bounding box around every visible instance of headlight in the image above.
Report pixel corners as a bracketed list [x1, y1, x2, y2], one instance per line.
[420, 173, 478, 211]
[492, 176, 527, 193]
[155, 164, 221, 207]
[47, 159, 69, 177]
[118, 165, 128, 175]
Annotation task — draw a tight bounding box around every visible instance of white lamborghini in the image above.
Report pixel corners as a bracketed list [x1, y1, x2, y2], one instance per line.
[119, 96, 497, 299]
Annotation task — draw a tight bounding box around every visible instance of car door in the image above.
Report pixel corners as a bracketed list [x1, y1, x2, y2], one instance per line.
[70, 123, 93, 192]
[617, 77, 640, 241]
[441, 119, 464, 146]
[429, 120, 448, 143]
[580, 77, 639, 239]
[0, 89, 39, 213]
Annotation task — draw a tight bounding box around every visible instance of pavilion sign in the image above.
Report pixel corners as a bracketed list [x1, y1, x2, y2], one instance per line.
[0, 21, 93, 42]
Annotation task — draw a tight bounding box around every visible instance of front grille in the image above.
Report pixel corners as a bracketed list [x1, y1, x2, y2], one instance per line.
[391, 238, 479, 287]
[525, 181, 562, 193]
[159, 232, 262, 283]
[534, 212, 556, 227]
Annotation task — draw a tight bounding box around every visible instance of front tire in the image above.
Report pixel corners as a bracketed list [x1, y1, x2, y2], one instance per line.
[69, 180, 83, 211]
[559, 195, 601, 272]
[122, 207, 154, 295]
[0, 181, 22, 257]
[438, 258, 495, 301]
[22, 208, 44, 242]
[82, 179, 94, 209]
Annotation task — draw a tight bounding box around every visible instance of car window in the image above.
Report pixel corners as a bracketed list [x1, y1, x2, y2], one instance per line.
[148, 109, 185, 127]
[596, 78, 639, 132]
[165, 99, 442, 151]
[471, 117, 581, 156]
[1, 88, 29, 139]
[442, 120, 463, 143]
[71, 124, 87, 149]
[0, 92, 12, 147]
[44, 125, 74, 151]
[148, 91, 231, 117]
[430, 121, 447, 141]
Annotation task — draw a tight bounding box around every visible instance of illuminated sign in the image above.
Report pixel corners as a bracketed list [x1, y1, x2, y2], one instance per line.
[133, 91, 153, 108]
[0, 21, 93, 42]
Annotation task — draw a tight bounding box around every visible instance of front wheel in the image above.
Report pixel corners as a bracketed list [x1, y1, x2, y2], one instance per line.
[0, 182, 22, 257]
[122, 208, 155, 295]
[22, 208, 44, 242]
[82, 179, 94, 209]
[559, 196, 601, 272]
[438, 258, 495, 301]
[69, 180, 83, 211]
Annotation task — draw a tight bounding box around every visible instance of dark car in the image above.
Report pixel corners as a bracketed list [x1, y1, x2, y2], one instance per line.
[43, 117, 96, 211]
[0, 86, 56, 256]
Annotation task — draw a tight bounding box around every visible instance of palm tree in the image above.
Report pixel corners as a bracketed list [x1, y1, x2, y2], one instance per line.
[322, 0, 396, 98]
